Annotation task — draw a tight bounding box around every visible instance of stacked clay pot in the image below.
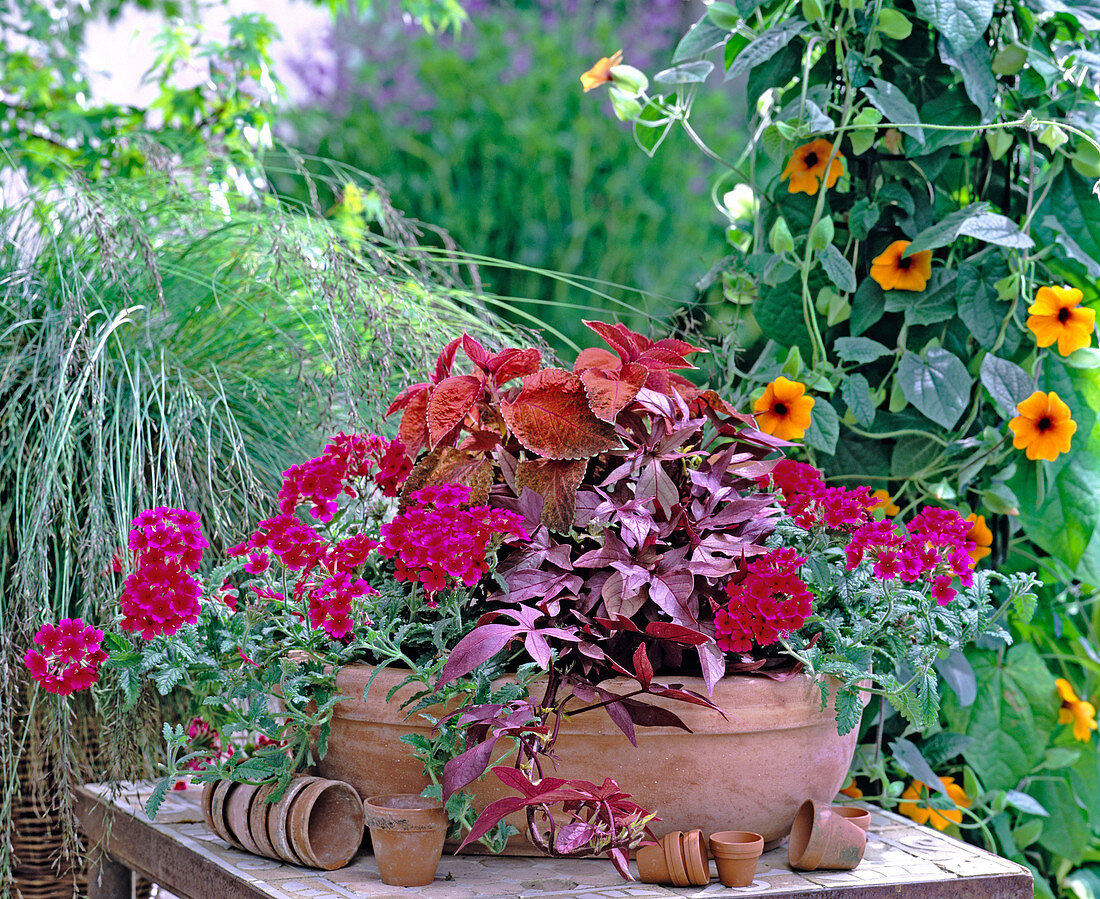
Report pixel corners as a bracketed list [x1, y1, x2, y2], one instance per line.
[201, 777, 365, 870]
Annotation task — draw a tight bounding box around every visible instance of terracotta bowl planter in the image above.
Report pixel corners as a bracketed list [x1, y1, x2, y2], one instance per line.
[364, 794, 447, 887]
[318, 664, 862, 852]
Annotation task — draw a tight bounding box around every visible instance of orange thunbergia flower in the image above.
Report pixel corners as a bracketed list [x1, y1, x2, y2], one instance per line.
[898, 777, 972, 831]
[839, 779, 863, 799]
[1009, 390, 1076, 462]
[1027, 285, 1096, 356]
[869, 489, 900, 516]
[1057, 679, 1098, 742]
[580, 49, 623, 92]
[870, 240, 933, 291]
[964, 513, 992, 563]
[753, 377, 815, 440]
[781, 139, 845, 195]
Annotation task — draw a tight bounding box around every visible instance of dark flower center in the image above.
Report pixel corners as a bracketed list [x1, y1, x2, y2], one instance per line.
[1058, 307, 1072, 323]
[774, 402, 789, 416]
[1038, 416, 1053, 432]
[804, 152, 819, 167]
[897, 257, 912, 271]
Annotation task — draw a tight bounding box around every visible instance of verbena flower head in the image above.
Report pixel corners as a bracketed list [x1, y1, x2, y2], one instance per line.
[380, 484, 528, 593]
[308, 572, 377, 639]
[716, 547, 813, 653]
[23, 618, 108, 695]
[128, 507, 207, 571]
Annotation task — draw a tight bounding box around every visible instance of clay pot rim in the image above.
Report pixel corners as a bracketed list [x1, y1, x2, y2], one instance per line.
[268, 776, 322, 866]
[788, 800, 867, 871]
[334, 663, 856, 736]
[709, 830, 764, 859]
[225, 783, 264, 855]
[248, 783, 279, 858]
[288, 778, 364, 870]
[681, 830, 709, 886]
[832, 805, 871, 832]
[663, 831, 689, 887]
[210, 781, 246, 850]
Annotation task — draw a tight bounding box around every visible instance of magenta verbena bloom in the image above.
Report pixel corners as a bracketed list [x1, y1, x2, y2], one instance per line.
[120, 560, 203, 638]
[23, 618, 108, 695]
[716, 548, 812, 653]
[379, 485, 527, 594]
[128, 507, 207, 571]
[308, 572, 377, 638]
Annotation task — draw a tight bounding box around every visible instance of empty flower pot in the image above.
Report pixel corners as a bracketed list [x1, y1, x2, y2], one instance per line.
[832, 805, 871, 832]
[662, 831, 689, 887]
[248, 783, 280, 860]
[209, 780, 246, 851]
[225, 783, 264, 855]
[788, 800, 867, 871]
[709, 831, 763, 888]
[635, 842, 670, 883]
[681, 830, 710, 886]
[268, 776, 322, 866]
[286, 778, 365, 870]
[364, 794, 447, 887]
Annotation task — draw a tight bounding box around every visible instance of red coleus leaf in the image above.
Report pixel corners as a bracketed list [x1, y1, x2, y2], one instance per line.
[397, 387, 430, 456]
[492, 765, 568, 798]
[573, 346, 621, 375]
[635, 345, 696, 372]
[401, 447, 493, 507]
[632, 644, 652, 690]
[647, 683, 726, 714]
[385, 381, 429, 418]
[500, 368, 618, 460]
[515, 457, 589, 531]
[427, 374, 482, 447]
[579, 363, 648, 423]
[457, 795, 531, 850]
[597, 688, 637, 746]
[490, 347, 542, 384]
[619, 696, 692, 732]
[462, 333, 493, 371]
[583, 320, 641, 361]
[433, 337, 463, 384]
[442, 734, 504, 799]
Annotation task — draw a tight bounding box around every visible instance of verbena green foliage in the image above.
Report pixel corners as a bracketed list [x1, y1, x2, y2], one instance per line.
[276, 0, 737, 352]
[0, 157, 519, 888]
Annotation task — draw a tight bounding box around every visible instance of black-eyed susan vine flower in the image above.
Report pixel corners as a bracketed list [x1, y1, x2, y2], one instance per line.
[580, 49, 623, 92]
[1027, 285, 1096, 356]
[898, 777, 972, 831]
[780, 139, 845, 195]
[870, 240, 933, 291]
[753, 377, 815, 440]
[964, 513, 992, 563]
[869, 489, 900, 516]
[1008, 390, 1076, 462]
[839, 779, 863, 799]
[1057, 679, 1098, 742]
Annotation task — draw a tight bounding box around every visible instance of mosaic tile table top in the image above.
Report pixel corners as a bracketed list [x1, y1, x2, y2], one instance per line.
[75, 783, 1032, 899]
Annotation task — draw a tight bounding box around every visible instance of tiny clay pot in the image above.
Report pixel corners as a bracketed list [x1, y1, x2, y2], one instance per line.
[681, 830, 710, 886]
[225, 783, 264, 855]
[210, 781, 246, 850]
[709, 831, 763, 888]
[286, 778, 365, 870]
[788, 800, 867, 871]
[663, 831, 689, 887]
[268, 776, 321, 866]
[248, 783, 280, 859]
[635, 842, 670, 883]
[364, 794, 447, 887]
[832, 805, 871, 832]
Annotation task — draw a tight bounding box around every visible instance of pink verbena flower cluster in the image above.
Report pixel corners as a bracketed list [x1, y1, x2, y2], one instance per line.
[761, 461, 873, 530]
[307, 572, 378, 638]
[714, 548, 813, 653]
[234, 514, 327, 572]
[380, 484, 528, 594]
[278, 433, 412, 521]
[121, 508, 207, 639]
[23, 619, 108, 695]
[846, 506, 977, 605]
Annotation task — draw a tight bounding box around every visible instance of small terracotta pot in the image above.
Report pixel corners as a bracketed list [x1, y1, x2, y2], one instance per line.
[635, 842, 670, 883]
[225, 784, 263, 855]
[200, 781, 218, 836]
[681, 830, 710, 886]
[663, 831, 689, 887]
[210, 781, 246, 850]
[788, 800, 866, 871]
[286, 778, 364, 870]
[248, 784, 279, 859]
[709, 831, 763, 888]
[268, 776, 321, 866]
[832, 805, 871, 832]
[364, 794, 447, 887]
